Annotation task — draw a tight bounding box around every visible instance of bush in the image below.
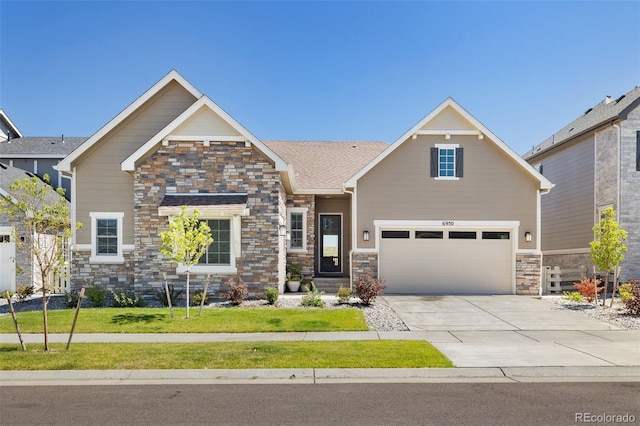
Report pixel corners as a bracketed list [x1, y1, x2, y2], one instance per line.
[85, 282, 107, 307]
[192, 289, 209, 306]
[573, 278, 602, 303]
[622, 279, 640, 316]
[337, 285, 353, 304]
[16, 285, 35, 302]
[222, 277, 248, 305]
[1, 290, 14, 299]
[562, 291, 584, 303]
[63, 290, 80, 308]
[619, 282, 634, 302]
[111, 289, 144, 308]
[354, 275, 386, 306]
[155, 284, 183, 307]
[265, 287, 279, 305]
[301, 281, 325, 308]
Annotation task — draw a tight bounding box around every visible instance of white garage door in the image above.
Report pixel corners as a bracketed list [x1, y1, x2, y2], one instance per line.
[379, 228, 514, 294]
[0, 228, 16, 293]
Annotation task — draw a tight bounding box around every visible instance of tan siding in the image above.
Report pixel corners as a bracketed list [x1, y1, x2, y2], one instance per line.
[535, 135, 595, 251]
[356, 135, 539, 250]
[421, 106, 476, 131]
[172, 108, 241, 136]
[75, 81, 197, 244]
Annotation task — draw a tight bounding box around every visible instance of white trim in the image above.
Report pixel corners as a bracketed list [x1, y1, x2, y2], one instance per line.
[121, 95, 288, 172]
[89, 212, 125, 264]
[33, 160, 38, 175]
[159, 205, 249, 218]
[287, 207, 308, 252]
[418, 130, 481, 137]
[293, 188, 345, 195]
[178, 216, 239, 275]
[58, 70, 202, 172]
[164, 134, 246, 142]
[0, 109, 23, 138]
[345, 98, 554, 191]
[373, 220, 520, 228]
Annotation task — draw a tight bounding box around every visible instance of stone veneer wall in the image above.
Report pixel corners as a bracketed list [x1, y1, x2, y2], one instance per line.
[620, 107, 640, 281]
[285, 194, 315, 280]
[133, 140, 284, 300]
[351, 252, 378, 285]
[71, 250, 135, 292]
[515, 253, 542, 295]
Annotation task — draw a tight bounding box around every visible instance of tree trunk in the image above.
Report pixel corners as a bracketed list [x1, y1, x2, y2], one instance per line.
[186, 270, 190, 319]
[609, 266, 621, 308]
[42, 286, 49, 351]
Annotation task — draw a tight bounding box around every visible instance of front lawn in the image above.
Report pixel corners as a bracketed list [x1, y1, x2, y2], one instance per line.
[0, 341, 453, 369]
[0, 307, 368, 333]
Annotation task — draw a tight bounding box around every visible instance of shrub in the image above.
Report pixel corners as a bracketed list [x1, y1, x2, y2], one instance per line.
[111, 289, 145, 308]
[192, 289, 209, 306]
[16, 285, 35, 302]
[301, 281, 325, 308]
[622, 279, 640, 316]
[573, 278, 602, 303]
[222, 277, 248, 305]
[562, 291, 584, 303]
[155, 284, 183, 307]
[85, 282, 107, 307]
[265, 287, 279, 305]
[619, 283, 634, 301]
[354, 275, 386, 306]
[1, 290, 14, 299]
[63, 290, 80, 308]
[337, 285, 353, 304]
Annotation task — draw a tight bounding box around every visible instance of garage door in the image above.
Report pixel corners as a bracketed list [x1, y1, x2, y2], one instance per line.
[379, 228, 513, 294]
[0, 228, 16, 293]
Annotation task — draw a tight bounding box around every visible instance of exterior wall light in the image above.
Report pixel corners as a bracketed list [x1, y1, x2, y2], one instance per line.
[525, 231, 532, 242]
[363, 230, 370, 241]
[279, 224, 287, 237]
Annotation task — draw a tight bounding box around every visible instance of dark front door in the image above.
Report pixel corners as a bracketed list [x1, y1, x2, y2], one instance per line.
[319, 214, 342, 274]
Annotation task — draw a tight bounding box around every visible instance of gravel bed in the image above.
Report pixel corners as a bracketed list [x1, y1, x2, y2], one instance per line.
[0, 294, 410, 332]
[543, 295, 639, 330]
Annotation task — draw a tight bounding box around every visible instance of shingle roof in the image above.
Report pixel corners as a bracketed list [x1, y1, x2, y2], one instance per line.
[160, 193, 248, 206]
[0, 162, 66, 205]
[525, 85, 640, 160]
[0, 136, 88, 157]
[264, 141, 389, 191]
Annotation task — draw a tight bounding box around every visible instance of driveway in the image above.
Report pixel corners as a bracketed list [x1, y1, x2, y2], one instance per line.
[380, 295, 640, 368]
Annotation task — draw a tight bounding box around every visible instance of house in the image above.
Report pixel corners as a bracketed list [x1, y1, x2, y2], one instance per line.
[58, 70, 552, 298]
[0, 163, 69, 293]
[524, 86, 640, 282]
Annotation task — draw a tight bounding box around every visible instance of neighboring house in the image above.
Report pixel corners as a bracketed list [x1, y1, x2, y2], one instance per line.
[0, 163, 69, 293]
[0, 109, 23, 142]
[524, 86, 640, 282]
[0, 135, 87, 200]
[58, 70, 552, 298]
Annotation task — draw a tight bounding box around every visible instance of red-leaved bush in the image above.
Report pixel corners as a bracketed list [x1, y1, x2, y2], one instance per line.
[222, 277, 248, 305]
[573, 278, 602, 303]
[354, 275, 386, 306]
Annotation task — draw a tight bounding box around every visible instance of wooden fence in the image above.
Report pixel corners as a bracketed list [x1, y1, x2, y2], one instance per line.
[543, 265, 588, 294]
[51, 262, 71, 294]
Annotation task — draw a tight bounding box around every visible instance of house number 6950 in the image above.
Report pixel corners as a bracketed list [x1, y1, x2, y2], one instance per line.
[442, 221, 455, 226]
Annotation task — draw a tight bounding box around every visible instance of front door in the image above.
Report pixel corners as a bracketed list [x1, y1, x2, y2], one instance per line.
[319, 214, 342, 274]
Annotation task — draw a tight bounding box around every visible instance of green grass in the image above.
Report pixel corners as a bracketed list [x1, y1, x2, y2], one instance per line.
[0, 341, 453, 370]
[0, 307, 368, 333]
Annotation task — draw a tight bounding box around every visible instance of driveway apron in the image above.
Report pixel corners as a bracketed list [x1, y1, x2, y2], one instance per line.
[381, 295, 640, 368]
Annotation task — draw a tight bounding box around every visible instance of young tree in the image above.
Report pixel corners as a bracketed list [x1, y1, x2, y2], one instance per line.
[159, 206, 213, 318]
[590, 207, 627, 306]
[0, 174, 79, 351]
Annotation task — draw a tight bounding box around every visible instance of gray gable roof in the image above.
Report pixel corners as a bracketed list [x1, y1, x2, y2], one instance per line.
[0, 136, 88, 157]
[525, 85, 640, 160]
[0, 163, 67, 205]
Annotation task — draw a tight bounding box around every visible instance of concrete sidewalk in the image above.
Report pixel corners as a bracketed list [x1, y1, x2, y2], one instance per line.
[1, 295, 638, 384]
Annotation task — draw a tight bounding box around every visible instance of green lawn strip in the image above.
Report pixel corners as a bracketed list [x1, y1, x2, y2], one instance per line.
[0, 307, 367, 333]
[0, 341, 453, 370]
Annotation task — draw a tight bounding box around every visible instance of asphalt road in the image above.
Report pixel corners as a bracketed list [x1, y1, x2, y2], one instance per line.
[2, 383, 639, 425]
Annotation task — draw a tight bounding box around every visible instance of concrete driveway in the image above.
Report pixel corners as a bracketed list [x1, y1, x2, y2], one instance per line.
[380, 295, 640, 368]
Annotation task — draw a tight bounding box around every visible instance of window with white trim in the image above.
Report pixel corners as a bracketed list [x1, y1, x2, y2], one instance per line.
[199, 219, 231, 265]
[431, 144, 464, 179]
[90, 212, 124, 263]
[287, 208, 307, 252]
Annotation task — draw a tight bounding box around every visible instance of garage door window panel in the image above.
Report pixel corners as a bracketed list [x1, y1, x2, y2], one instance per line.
[482, 231, 510, 240]
[415, 231, 443, 239]
[381, 230, 410, 239]
[449, 231, 476, 239]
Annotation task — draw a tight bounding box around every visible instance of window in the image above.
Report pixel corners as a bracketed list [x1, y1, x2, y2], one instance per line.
[287, 208, 307, 252]
[199, 219, 231, 265]
[415, 231, 443, 239]
[90, 212, 124, 263]
[431, 145, 463, 179]
[0, 234, 10, 243]
[381, 230, 410, 239]
[482, 231, 510, 240]
[449, 231, 476, 239]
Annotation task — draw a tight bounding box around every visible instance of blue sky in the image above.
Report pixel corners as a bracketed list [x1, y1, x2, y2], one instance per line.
[1, 1, 638, 155]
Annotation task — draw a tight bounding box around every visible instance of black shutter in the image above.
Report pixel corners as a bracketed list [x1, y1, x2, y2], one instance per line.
[455, 147, 464, 178]
[430, 147, 438, 177]
[636, 131, 640, 171]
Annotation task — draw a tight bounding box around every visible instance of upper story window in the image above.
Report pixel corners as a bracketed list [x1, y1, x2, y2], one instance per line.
[287, 207, 308, 252]
[90, 212, 124, 264]
[431, 144, 463, 179]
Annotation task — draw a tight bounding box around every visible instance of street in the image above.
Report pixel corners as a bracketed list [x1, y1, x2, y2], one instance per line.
[2, 383, 638, 425]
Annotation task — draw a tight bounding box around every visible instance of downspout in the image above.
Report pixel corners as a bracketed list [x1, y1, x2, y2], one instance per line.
[613, 124, 621, 216]
[537, 187, 552, 296]
[343, 185, 355, 290]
